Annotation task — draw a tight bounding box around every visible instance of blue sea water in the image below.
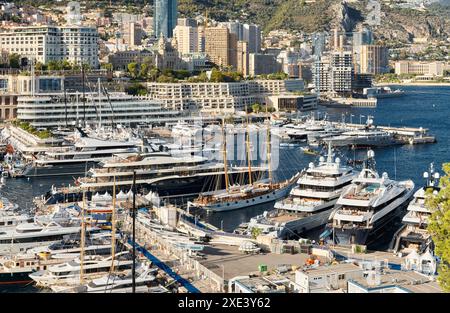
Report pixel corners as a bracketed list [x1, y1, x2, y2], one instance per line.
[1, 85, 449, 233]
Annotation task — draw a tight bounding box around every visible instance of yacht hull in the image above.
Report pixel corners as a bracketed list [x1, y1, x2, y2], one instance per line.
[22, 162, 98, 178]
[330, 192, 412, 248]
[195, 183, 294, 212]
[325, 136, 397, 147]
[276, 203, 337, 239]
[43, 171, 262, 205]
[0, 272, 33, 287]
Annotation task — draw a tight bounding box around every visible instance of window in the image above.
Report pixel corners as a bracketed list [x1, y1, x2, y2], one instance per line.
[338, 274, 345, 280]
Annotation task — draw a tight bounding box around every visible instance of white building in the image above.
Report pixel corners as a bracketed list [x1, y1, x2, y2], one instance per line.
[0, 25, 99, 68]
[294, 263, 364, 293]
[347, 269, 442, 293]
[146, 79, 306, 112]
[173, 25, 200, 54]
[228, 275, 290, 293]
[222, 21, 261, 53]
[16, 92, 181, 128]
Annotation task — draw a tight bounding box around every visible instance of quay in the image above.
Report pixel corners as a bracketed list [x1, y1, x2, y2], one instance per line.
[322, 121, 436, 144]
[320, 98, 377, 108]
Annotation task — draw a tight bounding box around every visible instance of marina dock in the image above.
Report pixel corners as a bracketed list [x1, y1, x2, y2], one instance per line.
[321, 121, 436, 145]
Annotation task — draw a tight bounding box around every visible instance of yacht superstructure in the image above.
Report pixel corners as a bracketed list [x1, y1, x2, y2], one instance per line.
[0, 219, 96, 256]
[29, 251, 134, 290]
[241, 144, 357, 238]
[327, 151, 415, 247]
[391, 164, 440, 254]
[21, 129, 142, 177]
[324, 117, 397, 147]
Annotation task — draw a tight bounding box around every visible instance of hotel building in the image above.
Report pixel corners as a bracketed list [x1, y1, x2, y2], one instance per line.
[0, 25, 99, 68]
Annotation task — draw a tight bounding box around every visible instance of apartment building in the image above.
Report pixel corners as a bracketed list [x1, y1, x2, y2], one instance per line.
[0, 25, 99, 68]
[330, 51, 353, 97]
[146, 79, 307, 112]
[395, 61, 446, 76]
[249, 53, 282, 77]
[360, 45, 389, 74]
[173, 25, 200, 54]
[205, 26, 238, 69]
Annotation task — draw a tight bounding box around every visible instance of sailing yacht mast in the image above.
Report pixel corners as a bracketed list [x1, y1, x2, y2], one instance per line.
[110, 176, 117, 273]
[245, 108, 253, 186]
[98, 78, 102, 129]
[266, 105, 272, 184]
[79, 190, 86, 285]
[222, 118, 229, 192]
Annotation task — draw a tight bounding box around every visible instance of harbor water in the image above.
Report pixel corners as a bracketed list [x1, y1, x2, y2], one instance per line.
[1, 85, 449, 234]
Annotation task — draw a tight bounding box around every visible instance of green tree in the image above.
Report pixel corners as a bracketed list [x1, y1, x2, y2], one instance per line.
[127, 62, 139, 79]
[157, 75, 177, 83]
[35, 62, 47, 71]
[125, 83, 148, 96]
[147, 66, 160, 82]
[101, 63, 113, 71]
[8, 53, 20, 68]
[251, 227, 262, 239]
[427, 163, 450, 292]
[47, 60, 61, 71]
[196, 71, 209, 82]
[210, 68, 224, 82]
[251, 103, 262, 113]
[139, 63, 150, 79]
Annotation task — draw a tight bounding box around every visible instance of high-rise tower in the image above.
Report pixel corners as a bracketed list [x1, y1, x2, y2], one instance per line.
[153, 0, 178, 39]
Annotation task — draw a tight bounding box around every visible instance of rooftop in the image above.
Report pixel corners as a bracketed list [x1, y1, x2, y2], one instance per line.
[297, 263, 362, 277]
[199, 244, 319, 280]
[349, 270, 442, 293]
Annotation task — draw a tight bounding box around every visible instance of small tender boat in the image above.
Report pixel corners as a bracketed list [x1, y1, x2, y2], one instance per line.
[301, 147, 319, 155]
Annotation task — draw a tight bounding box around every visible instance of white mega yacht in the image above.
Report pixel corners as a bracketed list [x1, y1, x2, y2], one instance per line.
[80, 263, 158, 293]
[327, 151, 415, 247]
[29, 251, 134, 290]
[0, 219, 95, 256]
[21, 129, 142, 177]
[391, 163, 440, 254]
[241, 144, 357, 239]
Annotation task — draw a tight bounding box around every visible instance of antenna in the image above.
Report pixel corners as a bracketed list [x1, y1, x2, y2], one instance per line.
[394, 146, 397, 180]
[132, 170, 137, 293]
[63, 85, 68, 128]
[326, 141, 333, 163]
[81, 64, 86, 127]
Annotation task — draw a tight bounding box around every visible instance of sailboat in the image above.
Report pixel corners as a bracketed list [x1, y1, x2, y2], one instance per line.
[190, 116, 300, 212]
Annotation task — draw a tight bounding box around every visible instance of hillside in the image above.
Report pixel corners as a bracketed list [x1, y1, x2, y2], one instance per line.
[177, 0, 450, 42]
[9, 0, 450, 42]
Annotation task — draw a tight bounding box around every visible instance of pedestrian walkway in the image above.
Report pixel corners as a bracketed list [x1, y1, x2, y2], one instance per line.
[128, 239, 201, 293]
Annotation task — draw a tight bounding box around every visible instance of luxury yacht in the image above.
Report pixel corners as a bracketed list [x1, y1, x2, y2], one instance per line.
[0, 233, 114, 286]
[40, 153, 266, 204]
[29, 251, 134, 289]
[0, 197, 19, 212]
[67, 262, 158, 293]
[27, 232, 116, 259]
[240, 144, 357, 239]
[21, 128, 142, 177]
[0, 211, 33, 230]
[324, 117, 397, 147]
[391, 164, 440, 254]
[190, 173, 300, 212]
[326, 151, 415, 247]
[0, 218, 97, 256]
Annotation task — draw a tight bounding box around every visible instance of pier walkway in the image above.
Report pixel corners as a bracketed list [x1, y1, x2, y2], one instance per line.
[128, 239, 201, 293]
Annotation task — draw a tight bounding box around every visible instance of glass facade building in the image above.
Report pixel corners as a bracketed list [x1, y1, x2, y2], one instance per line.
[153, 0, 178, 39]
